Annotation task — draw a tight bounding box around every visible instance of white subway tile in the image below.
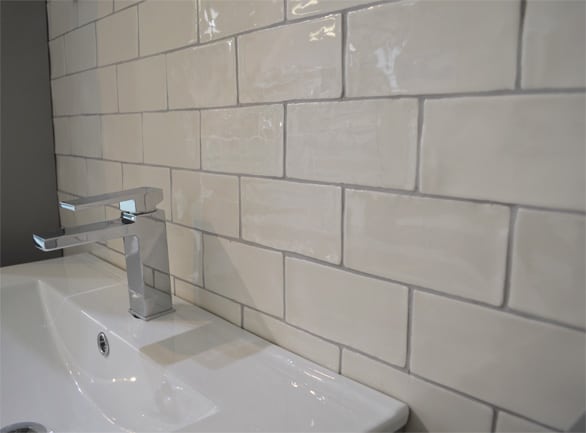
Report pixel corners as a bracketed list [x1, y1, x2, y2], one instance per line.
[287, 99, 417, 189]
[101, 114, 142, 163]
[496, 413, 551, 433]
[421, 95, 586, 211]
[238, 16, 342, 103]
[49, 37, 66, 78]
[167, 223, 202, 286]
[139, 0, 197, 56]
[203, 235, 283, 317]
[78, 66, 118, 114]
[201, 105, 283, 176]
[143, 111, 200, 169]
[117, 56, 167, 112]
[411, 291, 586, 430]
[244, 308, 340, 371]
[48, 0, 78, 39]
[64, 24, 96, 74]
[509, 209, 585, 328]
[96, 7, 138, 65]
[114, 0, 140, 11]
[199, 0, 283, 42]
[78, 0, 113, 26]
[342, 350, 493, 432]
[90, 244, 127, 270]
[172, 170, 239, 237]
[175, 279, 241, 326]
[122, 164, 171, 216]
[52, 75, 77, 115]
[288, 0, 377, 19]
[167, 40, 236, 109]
[53, 118, 72, 155]
[86, 160, 122, 196]
[57, 156, 87, 196]
[241, 178, 342, 263]
[346, 1, 518, 96]
[286, 258, 408, 366]
[69, 115, 102, 158]
[522, 0, 586, 88]
[344, 190, 509, 305]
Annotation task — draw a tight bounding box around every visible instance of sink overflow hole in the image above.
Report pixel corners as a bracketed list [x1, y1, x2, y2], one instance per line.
[97, 332, 109, 357]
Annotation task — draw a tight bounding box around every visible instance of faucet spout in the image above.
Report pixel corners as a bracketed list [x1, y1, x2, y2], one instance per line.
[33, 188, 174, 321]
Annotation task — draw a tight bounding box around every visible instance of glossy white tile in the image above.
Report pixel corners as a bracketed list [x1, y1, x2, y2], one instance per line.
[421, 95, 586, 211]
[167, 223, 203, 286]
[69, 115, 102, 158]
[139, 0, 198, 56]
[49, 37, 66, 78]
[143, 111, 200, 169]
[522, 0, 586, 88]
[117, 56, 167, 112]
[238, 16, 342, 103]
[346, 1, 518, 96]
[172, 170, 239, 237]
[287, 0, 377, 19]
[64, 24, 96, 73]
[411, 291, 586, 430]
[57, 156, 87, 196]
[201, 105, 283, 176]
[167, 40, 236, 109]
[101, 114, 142, 163]
[509, 209, 585, 328]
[175, 279, 241, 326]
[53, 118, 72, 155]
[287, 99, 417, 189]
[241, 178, 341, 263]
[203, 235, 283, 317]
[342, 350, 493, 432]
[86, 159, 123, 196]
[77, 0, 113, 26]
[495, 413, 552, 433]
[96, 7, 138, 65]
[286, 258, 408, 366]
[344, 190, 509, 304]
[199, 0, 283, 42]
[48, 0, 78, 39]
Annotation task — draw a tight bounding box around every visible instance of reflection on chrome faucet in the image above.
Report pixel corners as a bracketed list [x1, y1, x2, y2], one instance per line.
[33, 187, 174, 321]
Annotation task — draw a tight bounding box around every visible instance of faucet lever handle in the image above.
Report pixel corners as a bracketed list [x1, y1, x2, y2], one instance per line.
[59, 187, 163, 214]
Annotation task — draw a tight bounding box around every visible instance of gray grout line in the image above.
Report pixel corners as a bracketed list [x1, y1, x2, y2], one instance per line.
[282, 253, 287, 320]
[56, 155, 586, 217]
[501, 207, 518, 308]
[240, 304, 244, 328]
[282, 103, 288, 178]
[338, 346, 343, 374]
[490, 408, 498, 433]
[340, 12, 347, 98]
[340, 187, 345, 265]
[515, 0, 528, 89]
[238, 176, 243, 239]
[234, 37, 240, 104]
[414, 97, 425, 191]
[405, 287, 414, 372]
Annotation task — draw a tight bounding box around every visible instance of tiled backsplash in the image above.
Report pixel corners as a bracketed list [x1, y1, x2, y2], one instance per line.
[47, 0, 585, 431]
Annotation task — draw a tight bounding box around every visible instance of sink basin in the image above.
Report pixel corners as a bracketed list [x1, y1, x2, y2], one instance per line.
[0, 254, 408, 432]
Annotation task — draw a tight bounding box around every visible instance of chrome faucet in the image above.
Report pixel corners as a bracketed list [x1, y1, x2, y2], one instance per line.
[33, 187, 174, 321]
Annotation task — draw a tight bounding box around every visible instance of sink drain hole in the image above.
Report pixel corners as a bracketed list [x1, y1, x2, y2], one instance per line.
[97, 331, 109, 357]
[0, 422, 48, 433]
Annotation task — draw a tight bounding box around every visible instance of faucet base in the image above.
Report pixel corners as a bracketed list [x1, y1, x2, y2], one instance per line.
[129, 307, 175, 321]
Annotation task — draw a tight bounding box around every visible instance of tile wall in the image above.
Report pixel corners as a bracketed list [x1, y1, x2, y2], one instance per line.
[47, 0, 585, 431]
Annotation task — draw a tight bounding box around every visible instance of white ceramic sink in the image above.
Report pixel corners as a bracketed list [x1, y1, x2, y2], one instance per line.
[0, 254, 408, 432]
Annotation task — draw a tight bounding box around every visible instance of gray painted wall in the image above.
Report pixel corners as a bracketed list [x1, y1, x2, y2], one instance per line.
[1, 0, 61, 266]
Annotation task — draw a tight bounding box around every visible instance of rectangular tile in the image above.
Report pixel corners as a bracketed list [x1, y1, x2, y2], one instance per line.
[96, 6, 138, 65]
[241, 178, 342, 263]
[199, 0, 283, 42]
[57, 156, 87, 196]
[287, 99, 417, 189]
[244, 308, 339, 371]
[287, 0, 377, 19]
[64, 23, 96, 73]
[411, 291, 586, 430]
[421, 95, 586, 211]
[118, 55, 167, 112]
[101, 114, 142, 163]
[143, 111, 200, 169]
[344, 190, 509, 305]
[139, 0, 197, 56]
[167, 40, 236, 109]
[53, 117, 72, 155]
[49, 37, 66, 78]
[77, 66, 118, 114]
[172, 170, 239, 238]
[509, 209, 585, 328]
[78, 0, 113, 26]
[201, 105, 283, 176]
[522, 0, 586, 88]
[342, 350, 493, 432]
[48, 0, 78, 39]
[69, 115, 102, 158]
[495, 413, 551, 433]
[203, 235, 283, 317]
[238, 16, 342, 103]
[286, 258, 408, 366]
[167, 223, 203, 286]
[346, 1, 518, 96]
[122, 164, 171, 217]
[175, 279, 241, 326]
[114, 0, 140, 11]
[86, 159, 122, 196]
